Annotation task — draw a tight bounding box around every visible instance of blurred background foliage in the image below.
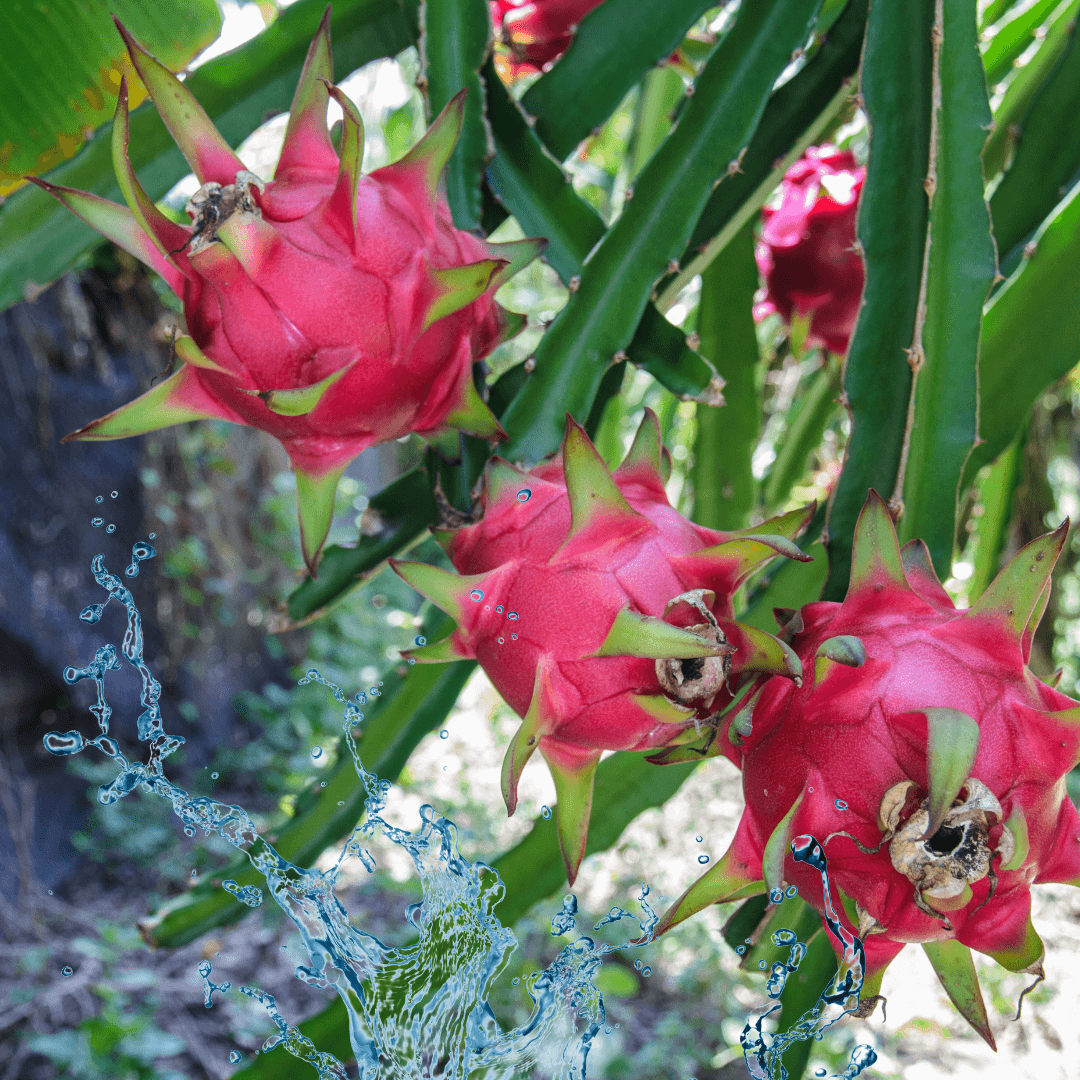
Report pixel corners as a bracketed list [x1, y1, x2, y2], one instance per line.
[2, 0, 1080, 1077]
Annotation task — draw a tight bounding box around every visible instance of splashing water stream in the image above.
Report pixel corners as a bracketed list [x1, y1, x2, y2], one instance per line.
[46, 545, 665, 1078]
[47, 539, 880, 1077]
[739, 834, 877, 1080]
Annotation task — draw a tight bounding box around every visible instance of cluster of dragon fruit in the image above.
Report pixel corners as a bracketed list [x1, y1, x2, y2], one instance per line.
[41, 3, 1080, 1053]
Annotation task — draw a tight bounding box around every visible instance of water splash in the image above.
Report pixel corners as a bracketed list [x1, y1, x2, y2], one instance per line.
[50, 548, 659, 1078]
[739, 834, 877, 1080]
[198, 959, 232, 1007]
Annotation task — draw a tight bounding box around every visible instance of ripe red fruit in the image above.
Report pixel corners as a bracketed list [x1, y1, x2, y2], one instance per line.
[655, 492, 1080, 1047]
[754, 146, 865, 356]
[490, 0, 608, 80]
[32, 12, 542, 571]
[393, 412, 810, 882]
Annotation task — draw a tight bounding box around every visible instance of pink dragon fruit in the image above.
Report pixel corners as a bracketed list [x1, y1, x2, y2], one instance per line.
[31, 12, 543, 572]
[392, 411, 809, 882]
[653, 491, 1080, 1047]
[754, 146, 865, 356]
[490, 0, 608, 80]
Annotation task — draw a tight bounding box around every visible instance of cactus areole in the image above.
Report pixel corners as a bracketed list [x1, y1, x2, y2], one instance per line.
[32, 10, 543, 571]
[655, 491, 1080, 1048]
[393, 412, 811, 883]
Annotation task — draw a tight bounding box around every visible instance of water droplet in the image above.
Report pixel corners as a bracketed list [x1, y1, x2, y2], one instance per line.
[149, 532, 156, 539]
[815, 1071, 827, 1078]
[95, 495, 103, 504]
[695, 835, 703, 842]
[834, 799, 848, 810]
[511, 633, 518, 640]
[211, 772, 219, 780]
[759, 960, 768, 970]
[634, 959, 643, 970]
[507, 611, 519, 621]
[110, 491, 118, 498]
[497, 637, 504, 644]
[440, 729, 449, 740]
[496, 605, 504, 613]
[769, 887, 785, 904]
[91, 517, 104, 527]
[736, 946, 746, 954]
[79, 604, 104, 624]
[61, 966, 73, 977]
[642, 966, 651, 977]
[541, 805, 551, 819]
[807, 785, 814, 793]
[106, 524, 116, 534]
[470, 589, 484, 602]
[311, 746, 323, 759]
[516, 489, 531, 503]
[184, 825, 195, 837]
[192, 869, 198, 877]
[407, 658, 415, 665]
[320, 781, 326, 787]
[230, 1051, 243, 1064]
[512, 977, 520, 985]
[697, 854, 710, 864]
[414, 635, 426, 646]
[785, 885, 798, 898]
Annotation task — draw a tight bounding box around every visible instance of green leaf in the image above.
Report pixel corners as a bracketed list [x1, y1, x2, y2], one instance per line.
[0, 0, 421, 313]
[286, 466, 438, 623]
[691, 223, 761, 530]
[521, 0, 716, 162]
[628, 66, 686, 178]
[142, 616, 474, 948]
[500, 0, 827, 464]
[967, 432, 1023, 601]
[657, 0, 868, 308]
[981, 0, 1025, 29]
[981, 0, 1062, 86]
[0, 0, 221, 193]
[963, 177, 1080, 487]
[899, 0, 997, 576]
[483, 59, 603, 280]
[421, 0, 490, 229]
[484, 59, 719, 402]
[763, 358, 842, 514]
[627, 305, 721, 402]
[989, 18, 1080, 261]
[822, 0, 934, 601]
[982, 0, 1080, 179]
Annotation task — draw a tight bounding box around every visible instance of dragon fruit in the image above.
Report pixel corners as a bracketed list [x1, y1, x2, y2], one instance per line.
[754, 146, 865, 356]
[31, 12, 542, 571]
[392, 411, 809, 883]
[490, 0, 608, 80]
[653, 491, 1080, 1047]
